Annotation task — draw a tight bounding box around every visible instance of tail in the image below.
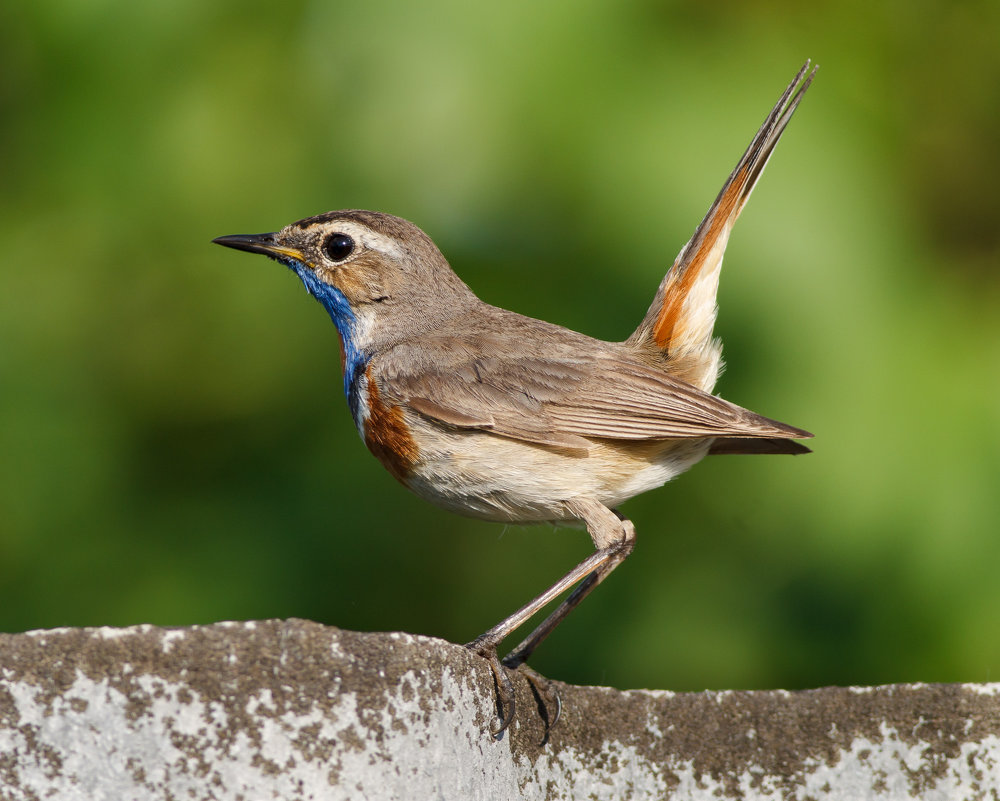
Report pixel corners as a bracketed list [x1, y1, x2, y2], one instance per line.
[628, 61, 816, 392]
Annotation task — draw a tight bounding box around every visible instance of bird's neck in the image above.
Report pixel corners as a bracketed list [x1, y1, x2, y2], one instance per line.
[288, 261, 372, 406]
[287, 258, 481, 420]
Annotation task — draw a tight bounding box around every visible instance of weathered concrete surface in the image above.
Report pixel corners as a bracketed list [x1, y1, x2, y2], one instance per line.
[0, 620, 997, 800]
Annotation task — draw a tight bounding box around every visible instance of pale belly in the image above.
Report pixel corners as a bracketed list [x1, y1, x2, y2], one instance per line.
[398, 414, 712, 523]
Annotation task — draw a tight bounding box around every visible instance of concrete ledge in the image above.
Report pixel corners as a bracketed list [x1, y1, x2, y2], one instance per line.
[0, 619, 997, 799]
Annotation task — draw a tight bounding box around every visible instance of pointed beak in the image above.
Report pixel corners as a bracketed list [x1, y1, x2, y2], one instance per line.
[212, 233, 306, 263]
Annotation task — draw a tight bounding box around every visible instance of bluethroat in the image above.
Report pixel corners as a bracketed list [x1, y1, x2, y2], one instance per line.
[214, 62, 816, 734]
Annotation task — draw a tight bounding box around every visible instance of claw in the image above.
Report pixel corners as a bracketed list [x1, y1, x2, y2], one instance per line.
[518, 664, 562, 740]
[466, 640, 516, 736]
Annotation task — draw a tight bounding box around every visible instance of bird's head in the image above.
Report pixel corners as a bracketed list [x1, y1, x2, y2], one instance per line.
[213, 210, 477, 351]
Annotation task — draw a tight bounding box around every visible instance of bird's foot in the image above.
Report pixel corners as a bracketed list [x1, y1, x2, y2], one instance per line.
[509, 661, 562, 737]
[466, 638, 517, 737]
[466, 637, 563, 738]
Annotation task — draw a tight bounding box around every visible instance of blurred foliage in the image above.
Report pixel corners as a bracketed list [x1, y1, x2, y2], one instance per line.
[1, 0, 998, 693]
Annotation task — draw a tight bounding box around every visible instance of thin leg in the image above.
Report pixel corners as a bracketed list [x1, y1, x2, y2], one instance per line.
[465, 498, 635, 734]
[504, 514, 635, 668]
[466, 544, 621, 736]
[465, 548, 619, 655]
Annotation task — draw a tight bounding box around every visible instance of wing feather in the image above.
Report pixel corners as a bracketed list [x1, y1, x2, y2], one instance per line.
[376, 331, 811, 448]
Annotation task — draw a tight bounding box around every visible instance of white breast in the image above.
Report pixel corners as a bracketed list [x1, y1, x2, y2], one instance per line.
[400, 412, 711, 523]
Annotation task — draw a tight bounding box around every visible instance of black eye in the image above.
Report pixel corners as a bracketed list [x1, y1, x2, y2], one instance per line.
[322, 233, 355, 262]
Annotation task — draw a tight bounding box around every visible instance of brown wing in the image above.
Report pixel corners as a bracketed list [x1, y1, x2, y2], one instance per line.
[374, 329, 811, 451]
[543, 357, 811, 441]
[375, 334, 597, 453]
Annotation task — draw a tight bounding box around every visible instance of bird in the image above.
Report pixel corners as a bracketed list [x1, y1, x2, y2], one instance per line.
[213, 61, 816, 735]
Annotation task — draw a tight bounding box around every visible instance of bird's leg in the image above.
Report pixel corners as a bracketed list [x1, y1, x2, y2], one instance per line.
[465, 498, 635, 734]
[465, 549, 619, 654]
[502, 501, 635, 668]
[465, 546, 618, 735]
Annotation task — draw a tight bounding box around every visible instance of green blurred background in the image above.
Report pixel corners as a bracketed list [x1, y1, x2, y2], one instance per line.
[2, 0, 998, 693]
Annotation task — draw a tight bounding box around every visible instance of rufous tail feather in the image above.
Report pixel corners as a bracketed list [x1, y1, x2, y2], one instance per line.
[628, 61, 816, 393]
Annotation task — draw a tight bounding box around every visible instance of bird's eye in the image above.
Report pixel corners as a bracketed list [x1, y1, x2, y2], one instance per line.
[322, 233, 355, 262]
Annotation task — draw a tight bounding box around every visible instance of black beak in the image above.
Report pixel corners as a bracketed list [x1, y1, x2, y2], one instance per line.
[212, 233, 280, 256]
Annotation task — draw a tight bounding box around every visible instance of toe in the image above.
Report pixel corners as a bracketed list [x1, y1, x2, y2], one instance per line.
[466, 642, 516, 736]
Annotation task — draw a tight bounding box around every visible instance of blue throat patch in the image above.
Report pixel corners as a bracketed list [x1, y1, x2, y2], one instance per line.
[286, 259, 367, 417]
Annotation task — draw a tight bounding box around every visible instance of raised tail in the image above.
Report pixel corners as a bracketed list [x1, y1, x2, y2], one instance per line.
[628, 61, 816, 392]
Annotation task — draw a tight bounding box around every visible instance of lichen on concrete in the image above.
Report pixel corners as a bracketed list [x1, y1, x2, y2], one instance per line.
[0, 620, 998, 799]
